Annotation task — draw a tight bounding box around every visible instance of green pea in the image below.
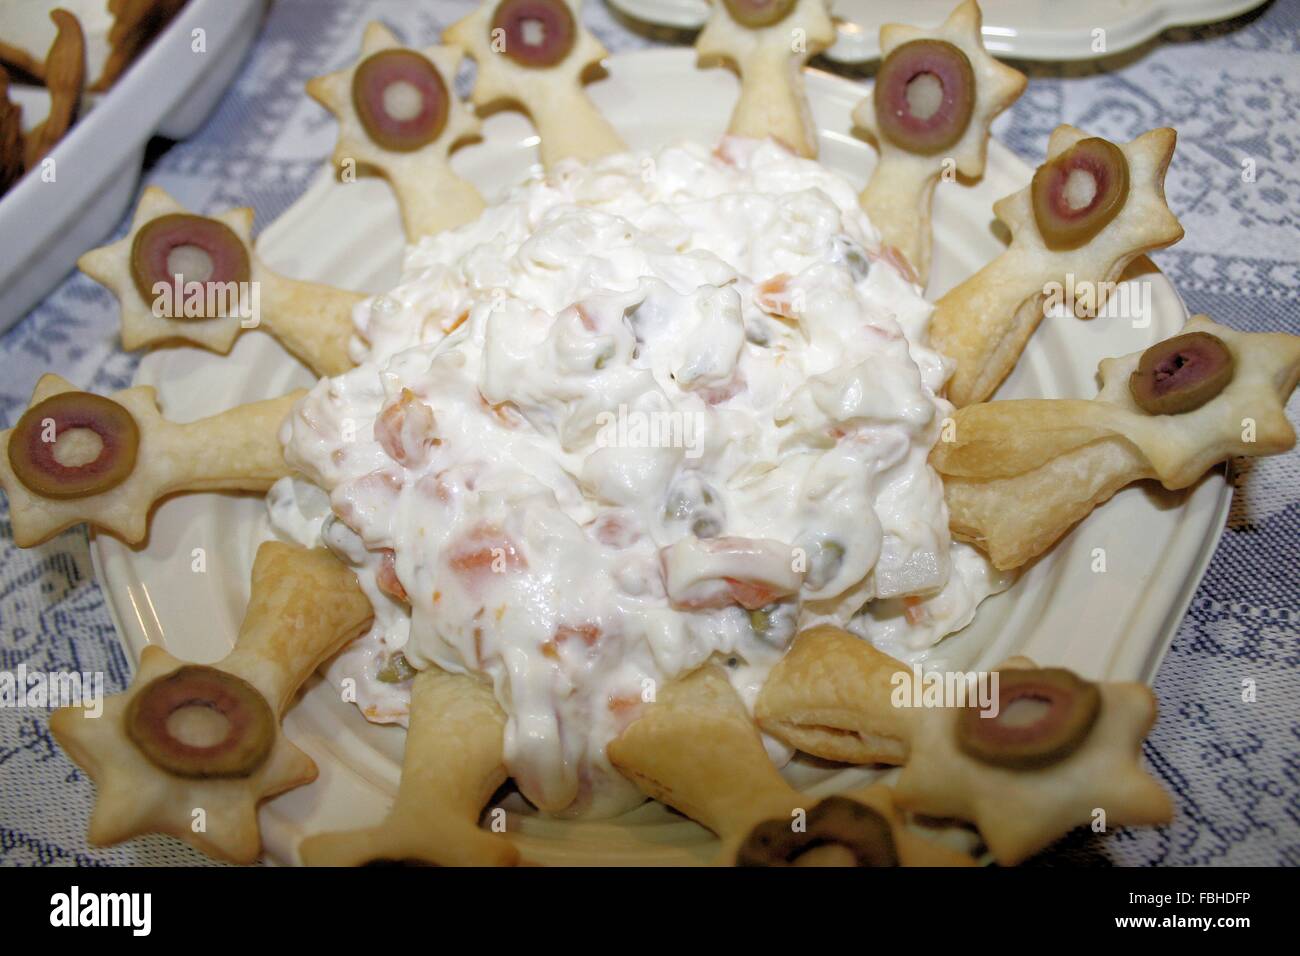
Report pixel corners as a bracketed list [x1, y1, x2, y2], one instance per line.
[376, 652, 417, 684]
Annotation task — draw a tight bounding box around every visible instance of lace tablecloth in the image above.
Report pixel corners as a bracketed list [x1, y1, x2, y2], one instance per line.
[1, 0, 1296, 866]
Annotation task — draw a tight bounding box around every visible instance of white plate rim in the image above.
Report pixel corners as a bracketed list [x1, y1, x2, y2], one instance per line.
[605, 0, 1271, 63]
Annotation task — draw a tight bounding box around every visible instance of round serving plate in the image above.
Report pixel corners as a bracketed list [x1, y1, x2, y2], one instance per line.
[607, 0, 1271, 63]
[91, 47, 1229, 866]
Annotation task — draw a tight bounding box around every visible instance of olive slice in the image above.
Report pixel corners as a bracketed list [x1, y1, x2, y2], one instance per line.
[129, 213, 252, 317]
[7, 392, 140, 500]
[1031, 137, 1130, 250]
[351, 48, 450, 152]
[125, 665, 275, 779]
[736, 796, 900, 867]
[723, 0, 797, 29]
[491, 0, 577, 69]
[957, 668, 1101, 770]
[1129, 331, 1235, 415]
[873, 39, 976, 155]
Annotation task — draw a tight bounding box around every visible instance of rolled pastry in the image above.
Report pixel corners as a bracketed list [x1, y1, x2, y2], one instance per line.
[50, 542, 374, 863]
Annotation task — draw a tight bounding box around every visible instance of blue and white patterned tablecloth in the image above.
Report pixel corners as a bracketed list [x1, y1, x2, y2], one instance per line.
[1, 0, 1297, 866]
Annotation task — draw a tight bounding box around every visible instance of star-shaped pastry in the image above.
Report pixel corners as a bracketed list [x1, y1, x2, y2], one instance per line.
[930, 124, 1184, 407]
[1095, 315, 1300, 487]
[300, 667, 519, 866]
[893, 657, 1173, 865]
[853, 0, 1026, 283]
[609, 664, 972, 866]
[306, 22, 485, 242]
[79, 187, 363, 377]
[49, 542, 374, 864]
[933, 315, 1300, 568]
[444, 0, 625, 169]
[0, 373, 300, 547]
[696, 0, 835, 158]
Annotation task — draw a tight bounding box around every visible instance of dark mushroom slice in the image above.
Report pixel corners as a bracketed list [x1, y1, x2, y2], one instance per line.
[490, 0, 577, 69]
[8, 392, 140, 500]
[352, 48, 450, 152]
[1031, 137, 1130, 250]
[736, 796, 900, 866]
[873, 39, 976, 155]
[723, 0, 797, 29]
[957, 667, 1101, 770]
[125, 665, 275, 779]
[129, 213, 252, 317]
[1129, 331, 1235, 416]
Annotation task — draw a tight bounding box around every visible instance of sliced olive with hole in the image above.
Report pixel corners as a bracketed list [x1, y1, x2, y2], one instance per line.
[491, 0, 576, 68]
[7, 392, 140, 500]
[873, 39, 976, 155]
[1129, 331, 1234, 415]
[1031, 137, 1130, 250]
[125, 665, 275, 778]
[736, 796, 900, 867]
[723, 0, 797, 29]
[129, 213, 251, 317]
[352, 48, 450, 152]
[957, 668, 1101, 770]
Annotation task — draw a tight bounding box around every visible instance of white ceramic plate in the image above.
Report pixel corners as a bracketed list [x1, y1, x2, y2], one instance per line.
[0, 0, 268, 333]
[607, 0, 1270, 63]
[91, 48, 1228, 865]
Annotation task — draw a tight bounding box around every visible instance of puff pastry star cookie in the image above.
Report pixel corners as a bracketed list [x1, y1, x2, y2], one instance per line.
[0, 373, 301, 547]
[930, 124, 1184, 407]
[307, 22, 485, 242]
[444, 0, 625, 169]
[853, 0, 1025, 284]
[79, 187, 364, 376]
[696, 0, 835, 159]
[755, 624, 915, 765]
[893, 657, 1172, 865]
[300, 667, 519, 867]
[933, 315, 1300, 569]
[609, 664, 972, 866]
[50, 542, 374, 864]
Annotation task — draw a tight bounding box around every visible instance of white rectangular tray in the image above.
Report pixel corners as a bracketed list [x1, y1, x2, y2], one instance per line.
[0, 0, 268, 333]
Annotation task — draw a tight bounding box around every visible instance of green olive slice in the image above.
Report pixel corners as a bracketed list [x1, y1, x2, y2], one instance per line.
[352, 48, 450, 152]
[1031, 137, 1130, 250]
[7, 391, 139, 500]
[1129, 331, 1235, 415]
[491, 0, 577, 68]
[723, 0, 797, 29]
[125, 665, 275, 779]
[873, 39, 976, 155]
[129, 213, 251, 318]
[957, 668, 1101, 770]
[736, 796, 900, 866]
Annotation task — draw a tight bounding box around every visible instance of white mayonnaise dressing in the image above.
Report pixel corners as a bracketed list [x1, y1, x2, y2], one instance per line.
[269, 138, 1011, 818]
